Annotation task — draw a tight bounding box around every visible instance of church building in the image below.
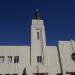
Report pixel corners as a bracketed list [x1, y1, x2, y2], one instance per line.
[0, 10, 75, 75]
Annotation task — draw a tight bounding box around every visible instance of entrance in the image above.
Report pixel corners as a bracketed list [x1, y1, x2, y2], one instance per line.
[34, 73, 48, 75]
[70, 73, 75, 75]
[66, 72, 75, 75]
[35, 73, 44, 75]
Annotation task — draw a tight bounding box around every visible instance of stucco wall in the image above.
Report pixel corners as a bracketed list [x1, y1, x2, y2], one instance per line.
[0, 40, 75, 75]
[0, 46, 30, 75]
[58, 41, 75, 74]
[46, 46, 61, 74]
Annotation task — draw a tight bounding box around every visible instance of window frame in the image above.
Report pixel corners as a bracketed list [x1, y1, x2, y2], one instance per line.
[71, 53, 75, 61]
[0, 56, 5, 63]
[37, 56, 42, 63]
[7, 56, 12, 63]
[14, 56, 19, 63]
[37, 32, 40, 40]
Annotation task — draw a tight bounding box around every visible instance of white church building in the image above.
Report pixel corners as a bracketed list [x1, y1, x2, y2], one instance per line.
[0, 10, 75, 75]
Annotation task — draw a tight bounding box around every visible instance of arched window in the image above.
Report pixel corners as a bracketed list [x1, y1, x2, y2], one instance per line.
[71, 53, 75, 61]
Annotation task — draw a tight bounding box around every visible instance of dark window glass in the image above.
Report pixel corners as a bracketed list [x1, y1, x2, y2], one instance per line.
[71, 53, 75, 61]
[37, 32, 40, 40]
[13, 74, 18, 75]
[70, 73, 75, 75]
[37, 56, 42, 63]
[14, 56, 19, 63]
[0, 56, 5, 63]
[57, 73, 63, 75]
[7, 56, 12, 63]
[66, 72, 75, 75]
[5, 74, 10, 75]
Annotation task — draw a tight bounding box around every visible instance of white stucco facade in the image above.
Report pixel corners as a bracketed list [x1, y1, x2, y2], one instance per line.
[0, 16, 75, 75]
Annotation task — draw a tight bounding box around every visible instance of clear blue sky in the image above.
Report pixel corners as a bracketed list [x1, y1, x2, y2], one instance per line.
[0, 0, 75, 45]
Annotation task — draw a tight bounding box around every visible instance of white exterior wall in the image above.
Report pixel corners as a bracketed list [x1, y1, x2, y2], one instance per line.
[0, 19, 63, 75]
[27, 46, 61, 75]
[0, 45, 61, 75]
[0, 17, 75, 75]
[0, 46, 30, 75]
[58, 40, 75, 74]
[46, 46, 61, 75]
[31, 20, 46, 66]
[30, 19, 61, 75]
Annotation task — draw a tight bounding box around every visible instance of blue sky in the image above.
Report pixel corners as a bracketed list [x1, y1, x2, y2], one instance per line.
[0, 0, 75, 45]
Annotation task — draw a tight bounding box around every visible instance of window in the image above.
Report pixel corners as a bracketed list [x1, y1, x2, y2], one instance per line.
[0, 56, 4, 63]
[37, 56, 42, 63]
[7, 56, 12, 63]
[71, 53, 75, 61]
[37, 32, 40, 40]
[70, 73, 75, 75]
[66, 72, 75, 75]
[57, 73, 63, 75]
[14, 56, 19, 63]
[5, 74, 10, 75]
[34, 73, 48, 75]
[12, 74, 18, 75]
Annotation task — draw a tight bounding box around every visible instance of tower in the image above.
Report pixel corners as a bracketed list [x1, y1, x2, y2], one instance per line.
[31, 9, 46, 66]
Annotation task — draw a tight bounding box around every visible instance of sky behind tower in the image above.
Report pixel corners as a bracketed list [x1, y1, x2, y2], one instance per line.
[0, 0, 75, 45]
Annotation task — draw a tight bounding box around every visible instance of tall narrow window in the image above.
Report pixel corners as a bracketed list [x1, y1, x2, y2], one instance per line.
[7, 56, 12, 63]
[14, 56, 19, 63]
[0, 56, 4, 63]
[37, 56, 42, 63]
[37, 32, 40, 40]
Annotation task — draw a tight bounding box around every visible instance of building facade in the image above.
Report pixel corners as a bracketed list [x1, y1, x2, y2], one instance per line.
[0, 10, 75, 75]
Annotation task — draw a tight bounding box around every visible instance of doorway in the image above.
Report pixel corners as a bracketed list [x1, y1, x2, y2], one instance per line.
[66, 72, 75, 75]
[35, 73, 44, 75]
[70, 73, 75, 75]
[34, 73, 48, 75]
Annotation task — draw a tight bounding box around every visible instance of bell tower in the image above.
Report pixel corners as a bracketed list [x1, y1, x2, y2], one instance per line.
[31, 9, 46, 66]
